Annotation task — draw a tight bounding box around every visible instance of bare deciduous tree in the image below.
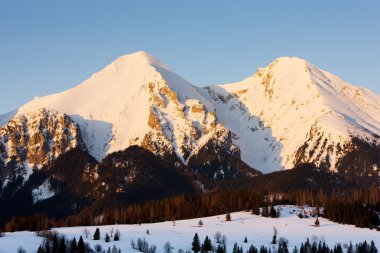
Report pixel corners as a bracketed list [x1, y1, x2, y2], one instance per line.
[214, 231, 222, 243]
[83, 228, 90, 238]
[163, 242, 174, 253]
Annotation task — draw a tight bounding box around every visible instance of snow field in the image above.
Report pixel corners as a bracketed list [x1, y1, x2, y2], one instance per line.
[1, 206, 379, 253]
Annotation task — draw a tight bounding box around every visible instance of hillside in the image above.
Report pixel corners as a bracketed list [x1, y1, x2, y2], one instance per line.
[1, 206, 379, 253]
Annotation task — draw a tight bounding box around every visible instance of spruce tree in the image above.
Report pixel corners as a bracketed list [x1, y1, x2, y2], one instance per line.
[105, 233, 111, 242]
[216, 245, 224, 253]
[347, 242, 353, 253]
[269, 206, 277, 218]
[77, 236, 85, 253]
[59, 237, 67, 253]
[244, 237, 248, 243]
[192, 233, 201, 253]
[114, 229, 120, 241]
[93, 228, 101, 240]
[370, 241, 378, 253]
[52, 234, 59, 253]
[70, 237, 77, 253]
[226, 213, 231, 221]
[232, 243, 239, 253]
[314, 217, 320, 227]
[203, 236, 212, 252]
[44, 238, 51, 253]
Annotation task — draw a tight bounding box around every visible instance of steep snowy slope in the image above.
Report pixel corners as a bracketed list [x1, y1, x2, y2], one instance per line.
[2, 51, 238, 169]
[204, 57, 380, 172]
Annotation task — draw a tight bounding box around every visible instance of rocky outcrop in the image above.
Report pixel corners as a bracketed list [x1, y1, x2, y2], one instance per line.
[0, 108, 85, 189]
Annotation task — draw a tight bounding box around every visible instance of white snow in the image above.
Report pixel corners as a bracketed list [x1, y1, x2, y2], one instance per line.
[1, 206, 379, 253]
[31, 178, 56, 204]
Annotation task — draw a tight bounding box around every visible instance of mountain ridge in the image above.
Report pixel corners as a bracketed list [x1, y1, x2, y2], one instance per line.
[1, 51, 380, 177]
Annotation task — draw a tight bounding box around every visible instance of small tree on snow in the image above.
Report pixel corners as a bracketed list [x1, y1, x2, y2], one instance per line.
[114, 229, 120, 241]
[93, 228, 101, 240]
[214, 231, 222, 244]
[225, 213, 231, 221]
[272, 226, 278, 244]
[163, 242, 174, 253]
[314, 217, 320, 227]
[83, 228, 90, 238]
[221, 235, 227, 245]
[131, 239, 136, 249]
[105, 233, 110, 243]
[203, 236, 212, 252]
[192, 233, 201, 253]
[198, 220, 203, 227]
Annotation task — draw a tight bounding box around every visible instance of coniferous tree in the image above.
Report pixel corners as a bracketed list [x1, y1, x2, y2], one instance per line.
[59, 237, 67, 253]
[244, 237, 248, 243]
[370, 241, 378, 253]
[216, 245, 224, 253]
[299, 243, 304, 253]
[226, 213, 231, 221]
[52, 234, 59, 253]
[93, 228, 101, 240]
[70, 237, 77, 253]
[248, 245, 258, 253]
[42, 239, 50, 253]
[203, 236, 212, 252]
[347, 242, 353, 253]
[114, 229, 120, 241]
[37, 246, 44, 253]
[260, 246, 268, 253]
[314, 217, 320, 227]
[272, 227, 277, 245]
[105, 233, 111, 243]
[269, 206, 277, 218]
[311, 242, 317, 253]
[77, 236, 85, 253]
[262, 206, 269, 217]
[232, 243, 239, 253]
[192, 233, 201, 253]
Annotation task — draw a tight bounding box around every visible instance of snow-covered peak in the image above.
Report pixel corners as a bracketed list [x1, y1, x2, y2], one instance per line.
[5, 52, 226, 164]
[109, 51, 172, 72]
[206, 57, 380, 171]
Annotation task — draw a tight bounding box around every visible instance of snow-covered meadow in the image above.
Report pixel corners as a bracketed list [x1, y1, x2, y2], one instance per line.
[1, 206, 379, 253]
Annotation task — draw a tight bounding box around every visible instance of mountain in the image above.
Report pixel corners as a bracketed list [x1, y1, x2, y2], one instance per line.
[1, 52, 380, 191]
[203, 57, 380, 181]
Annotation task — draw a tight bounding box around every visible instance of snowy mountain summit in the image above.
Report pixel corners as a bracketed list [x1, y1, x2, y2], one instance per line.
[1, 52, 380, 184]
[204, 57, 380, 174]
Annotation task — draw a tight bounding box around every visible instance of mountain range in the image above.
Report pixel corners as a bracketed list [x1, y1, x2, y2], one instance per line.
[1, 51, 380, 221]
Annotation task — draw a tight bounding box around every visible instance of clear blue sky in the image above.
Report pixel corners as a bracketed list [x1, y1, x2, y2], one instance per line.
[1, 1, 379, 114]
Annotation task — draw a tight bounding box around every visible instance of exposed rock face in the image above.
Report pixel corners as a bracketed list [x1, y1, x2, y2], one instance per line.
[0, 108, 85, 188]
[142, 78, 223, 164]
